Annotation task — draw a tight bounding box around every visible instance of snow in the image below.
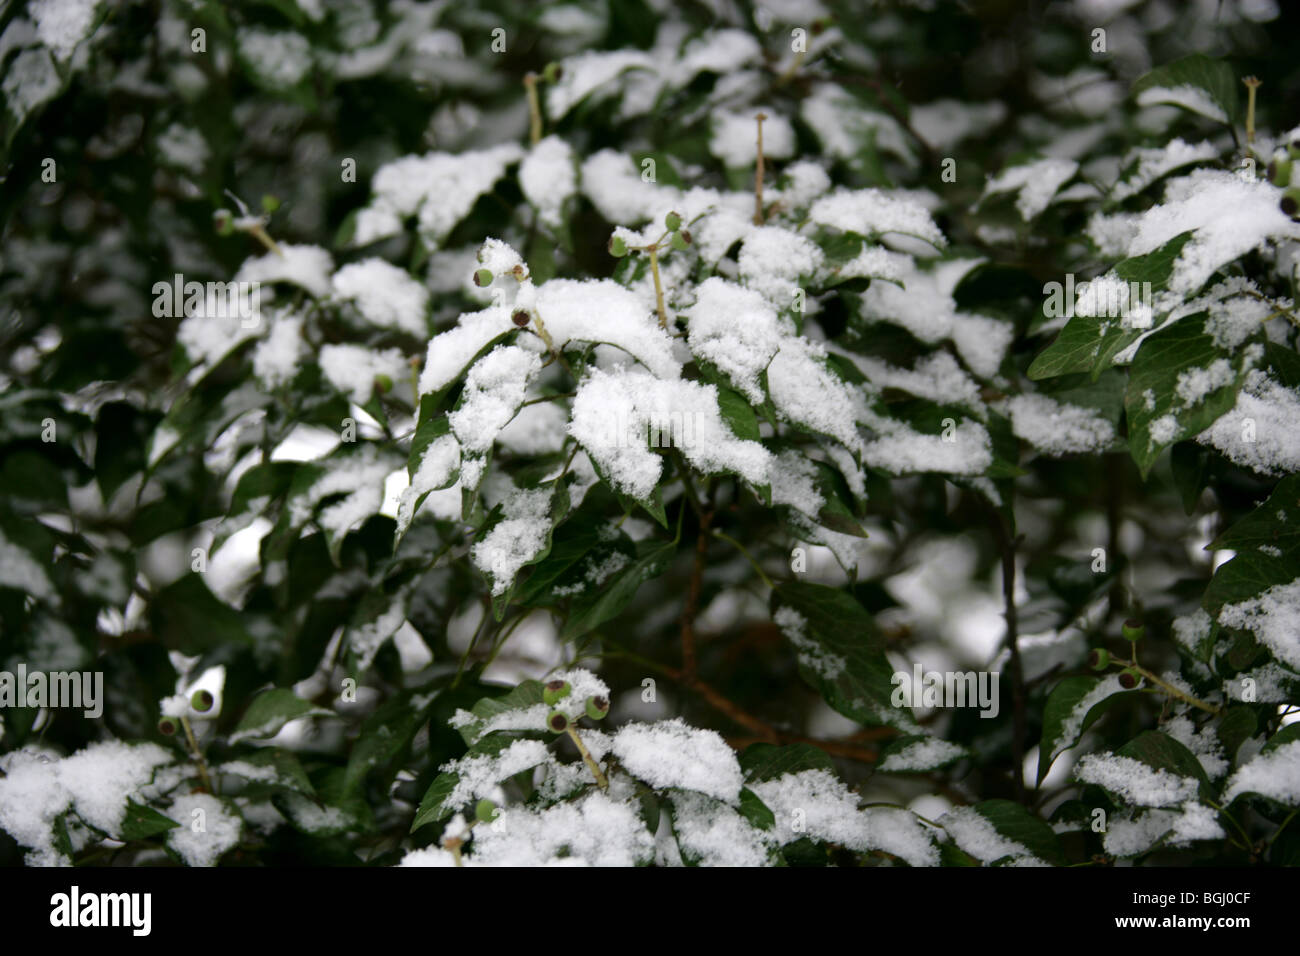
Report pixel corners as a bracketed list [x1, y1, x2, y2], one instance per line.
[1223, 741, 1300, 805]
[611, 718, 743, 803]
[166, 793, 242, 867]
[1073, 752, 1200, 807]
[469, 790, 655, 866]
[862, 414, 993, 476]
[235, 243, 334, 298]
[353, 145, 523, 246]
[30, 0, 101, 62]
[1197, 370, 1300, 475]
[878, 737, 966, 772]
[289, 444, 395, 541]
[911, 99, 1007, 151]
[442, 739, 551, 809]
[1171, 608, 1212, 653]
[1111, 138, 1218, 201]
[1126, 169, 1300, 296]
[348, 598, 406, 670]
[519, 136, 577, 228]
[1135, 85, 1227, 122]
[318, 344, 408, 405]
[1217, 576, 1300, 670]
[237, 28, 313, 90]
[1162, 715, 1228, 780]
[568, 367, 770, 499]
[808, 189, 945, 248]
[449, 345, 541, 455]
[579, 149, 667, 225]
[769, 450, 825, 518]
[683, 278, 783, 404]
[1007, 393, 1115, 455]
[471, 487, 554, 594]
[2, 49, 61, 125]
[774, 606, 845, 679]
[669, 791, 773, 866]
[849, 351, 984, 412]
[767, 337, 864, 451]
[803, 84, 915, 167]
[331, 258, 429, 336]
[737, 226, 824, 305]
[0, 529, 55, 600]
[749, 769, 868, 849]
[1174, 358, 1235, 407]
[1103, 803, 1225, 856]
[545, 50, 653, 119]
[710, 108, 794, 169]
[938, 806, 1045, 865]
[0, 741, 173, 865]
[395, 433, 460, 538]
[252, 310, 305, 388]
[982, 158, 1078, 221]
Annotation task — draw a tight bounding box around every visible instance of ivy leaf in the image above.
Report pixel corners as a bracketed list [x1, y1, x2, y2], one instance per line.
[770, 582, 907, 729]
[231, 688, 334, 743]
[739, 742, 836, 783]
[118, 801, 180, 841]
[1131, 54, 1240, 124]
[1037, 675, 1133, 785]
[561, 537, 677, 641]
[1124, 314, 1250, 478]
[959, 799, 1065, 866]
[1204, 474, 1300, 614]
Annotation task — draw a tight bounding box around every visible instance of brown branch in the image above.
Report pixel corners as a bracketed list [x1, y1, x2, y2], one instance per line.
[992, 512, 1027, 804]
[679, 508, 712, 680]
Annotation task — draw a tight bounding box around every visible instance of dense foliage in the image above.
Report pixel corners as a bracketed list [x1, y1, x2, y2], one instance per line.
[2, 0, 1300, 867]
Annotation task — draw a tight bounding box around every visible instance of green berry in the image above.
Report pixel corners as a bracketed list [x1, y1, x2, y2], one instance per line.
[213, 209, 234, 236]
[664, 211, 682, 232]
[1121, 619, 1145, 642]
[191, 689, 214, 712]
[158, 717, 177, 736]
[542, 62, 563, 84]
[475, 798, 498, 824]
[374, 374, 393, 394]
[261, 194, 281, 214]
[1282, 187, 1300, 219]
[1270, 154, 1293, 187]
[474, 268, 494, 287]
[1118, 668, 1141, 690]
[1289, 138, 1300, 161]
[547, 710, 569, 733]
[608, 235, 628, 258]
[1088, 648, 1110, 671]
[670, 231, 689, 252]
[543, 679, 571, 705]
[511, 309, 531, 328]
[584, 695, 610, 721]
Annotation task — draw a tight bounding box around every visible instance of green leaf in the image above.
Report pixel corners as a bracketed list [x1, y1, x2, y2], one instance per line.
[1217, 708, 1257, 763]
[342, 685, 442, 797]
[561, 537, 677, 641]
[118, 801, 180, 841]
[1037, 676, 1133, 784]
[964, 799, 1064, 865]
[149, 574, 256, 655]
[1125, 314, 1249, 477]
[455, 680, 545, 746]
[739, 742, 836, 783]
[410, 734, 542, 831]
[1116, 730, 1212, 799]
[232, 688, 333, 743]
[770, 582, 908, 729]
[1131, 54, 1240, 124]
[1204, 474, 1300, 614]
